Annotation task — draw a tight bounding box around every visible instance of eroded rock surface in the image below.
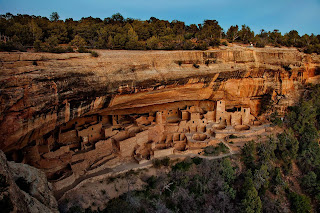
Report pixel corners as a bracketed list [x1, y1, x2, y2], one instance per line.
[0, 150, 58, 212]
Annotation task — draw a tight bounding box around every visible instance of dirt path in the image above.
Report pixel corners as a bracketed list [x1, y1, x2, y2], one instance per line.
[54, 149, 237, 201]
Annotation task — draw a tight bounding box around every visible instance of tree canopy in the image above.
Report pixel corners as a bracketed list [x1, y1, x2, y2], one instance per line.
[0, 12, 319, 54]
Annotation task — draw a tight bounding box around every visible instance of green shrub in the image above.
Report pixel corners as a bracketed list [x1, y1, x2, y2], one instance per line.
[0, 41, 26, 52]
[255, 41, 265, 48]
[209, 38, 220, 47]
[70, 35, 87, 49]
[304, 44, 320, 54]
[33, 40, 42, 52]
[77, 46, 90, 53]
[33, 41, 74, 53]
[147, 175, 157, 189]
[229, 134, 238, 139]
[161, 157, 170, 167]
[241, 141, 256, 169]
[49, 46, 68, 53]
[218, 142, 228, 153]
[172, 161, 192, 171]
[204, 143, 229, 155]
[65, 46, 74, 52]
[270, 111, 283, 126]
[183, 40, 194, 50]
[46, 36, 59, 48]
[195, 42, 208, 50]
[204, 145, 216, 155]
[288, 191, 312, 213]
[192, 157, 203, 165]
[204, 145, 220, 155]
[103, 198, 132, 213]
[152, 159, 162, 168]
[222, 41, 228, 46]
[152, 157, 170, 168]
[274, 43, 281, 48]
[90, 51, 99, 57]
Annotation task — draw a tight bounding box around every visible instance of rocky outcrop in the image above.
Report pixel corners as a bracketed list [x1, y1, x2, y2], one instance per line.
[0, 47, 319, 162]
[0, 150, 58, 212]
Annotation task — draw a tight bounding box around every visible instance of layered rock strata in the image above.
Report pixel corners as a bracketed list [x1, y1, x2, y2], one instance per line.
[1, 47, 320, 185]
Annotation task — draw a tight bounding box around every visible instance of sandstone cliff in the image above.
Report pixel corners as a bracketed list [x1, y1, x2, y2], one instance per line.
[0, 150, 58, 212]
[0, 47, 319, 158]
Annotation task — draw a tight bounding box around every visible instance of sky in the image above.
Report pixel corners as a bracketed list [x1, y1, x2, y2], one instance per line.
[0, 0, 319, 35]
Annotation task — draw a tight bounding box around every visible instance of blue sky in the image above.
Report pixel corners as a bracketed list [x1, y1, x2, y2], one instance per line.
[0, 0, 319, 35]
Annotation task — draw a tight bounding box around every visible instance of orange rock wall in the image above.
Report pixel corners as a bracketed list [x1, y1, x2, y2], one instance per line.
[1, 48, 320, 154]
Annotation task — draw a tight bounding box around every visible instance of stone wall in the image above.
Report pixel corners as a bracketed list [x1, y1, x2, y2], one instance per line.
[153, 147, 174, 158]
[119, 130, 149, 157]
[59, 130, 79, 144]
[78, 122, 102, 143]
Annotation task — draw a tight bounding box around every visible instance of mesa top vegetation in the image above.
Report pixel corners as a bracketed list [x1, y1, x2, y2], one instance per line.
[0, 12, 319, 54]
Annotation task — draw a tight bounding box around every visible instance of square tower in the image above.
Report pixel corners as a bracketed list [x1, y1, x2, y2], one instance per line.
[241, 107, 251, 125]
[216, 100, 226, 122]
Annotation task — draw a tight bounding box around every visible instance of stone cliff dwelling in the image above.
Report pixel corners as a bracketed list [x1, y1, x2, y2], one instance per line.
[1, 48, 320, 192]
[11, 99, 267, 191]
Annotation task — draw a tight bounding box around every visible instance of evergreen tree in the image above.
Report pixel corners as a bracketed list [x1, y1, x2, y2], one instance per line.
[239, 25, 254, 44]
[146, 36, 159, 50]
[70, 35, 87, 48]
[226, 25, 239, 42]
[50, 12, 60, 22]
[125, 26, 139, 49]
[241, 176, 262, 213]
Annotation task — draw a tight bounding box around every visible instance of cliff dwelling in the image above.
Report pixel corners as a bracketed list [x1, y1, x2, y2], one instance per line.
[7, 98, 269, 191]
[1, 48, 320, 195]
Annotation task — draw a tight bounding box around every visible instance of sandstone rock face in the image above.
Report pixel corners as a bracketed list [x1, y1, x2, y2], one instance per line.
[0, 150, 58, 212]
[8, 161, 58, 211]
[0, 47, 319, 180]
